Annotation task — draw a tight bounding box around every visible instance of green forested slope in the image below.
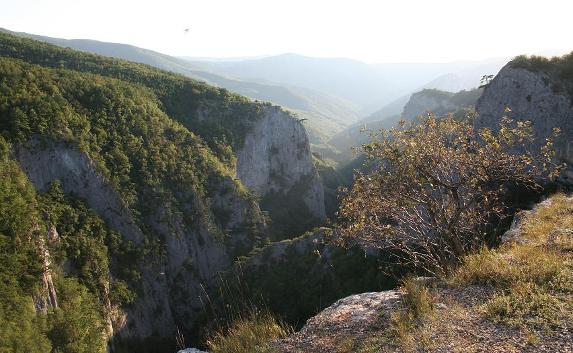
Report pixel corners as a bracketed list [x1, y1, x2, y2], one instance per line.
[0, 31, 269, 162]
[0, 32, 269, 352]
[0, 55, 257, 229]
[0, 138, 115, 353]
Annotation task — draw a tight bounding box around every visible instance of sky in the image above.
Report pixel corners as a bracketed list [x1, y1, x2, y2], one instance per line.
[1, 0, 572, 63]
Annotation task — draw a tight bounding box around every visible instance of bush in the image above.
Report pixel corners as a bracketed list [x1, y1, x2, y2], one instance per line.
[339, 115, 561, 273]
[48, 277, 107, 353]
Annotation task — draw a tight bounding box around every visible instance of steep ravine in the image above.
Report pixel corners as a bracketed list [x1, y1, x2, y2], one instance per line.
[14, 140, 231, 340]
[0, 31, 328, 351]
[12, 105, 325, 347]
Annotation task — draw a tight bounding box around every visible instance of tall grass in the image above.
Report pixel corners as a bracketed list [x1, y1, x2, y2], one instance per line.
[198, 271, 291, 353]
[390, 277, 435, 349]
[206, 310, 290, 353]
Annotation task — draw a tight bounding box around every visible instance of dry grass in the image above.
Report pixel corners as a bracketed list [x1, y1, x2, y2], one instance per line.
[206, 311, 291, 353]
[389, 277, 436, 350]
[451, 194, 573, 330]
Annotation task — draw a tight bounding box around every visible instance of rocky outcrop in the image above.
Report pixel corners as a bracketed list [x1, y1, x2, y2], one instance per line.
[475, 65, 573, 173]
[272, 291, 401, 353]
[33, 225, 59, 314]
[237, 105, 325, 220]
[176, 349, 207, 353]
[402, 89, 457, 119]
[402, 88, 481, 120]
[501, 195, 573, 244]
[14, 139, 145, 245]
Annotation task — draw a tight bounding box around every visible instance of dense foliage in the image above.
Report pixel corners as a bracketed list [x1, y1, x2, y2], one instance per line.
[0, 31, 268, 158]
[0, 31, 317, 242]
[0, 55, 260, 240]
[0, 32, 270, 352]
[0, 139, 110, 353]
[40, 181, 139, 306]
[0, 137, 50, 353]
[339, 115, 560, 273]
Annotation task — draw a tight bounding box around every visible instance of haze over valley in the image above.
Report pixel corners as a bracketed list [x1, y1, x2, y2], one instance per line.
[1, 1, 572, 352]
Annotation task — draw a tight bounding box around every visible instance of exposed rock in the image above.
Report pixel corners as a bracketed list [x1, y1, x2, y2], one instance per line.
[502, 196, 573, 244]
[402, 90, 457, 119]
[436, 302, 448, 310]
[237, 105, 325, 220]
[14, 138, 145, 245]
[12, 91, 325, 347]
[501, 209, 532, 244]
[272, 291, 401, 353]
[475, 65, 573, 171]
[177, 348, 208, 353]
[33, 225, 59, 314]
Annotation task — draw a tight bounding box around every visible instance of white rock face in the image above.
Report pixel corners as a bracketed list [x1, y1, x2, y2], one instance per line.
[476, 66, 573, 166]
[237, 105, 325, 220]
[33, 225, 59, 314]
[303, 291, 401, 329]
[15, 139, 145, 245]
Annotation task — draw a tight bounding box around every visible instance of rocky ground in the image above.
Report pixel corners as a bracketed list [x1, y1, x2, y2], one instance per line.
[270, 285, 572, 353]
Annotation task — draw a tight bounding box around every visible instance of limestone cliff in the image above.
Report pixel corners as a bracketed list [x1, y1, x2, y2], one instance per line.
[236, 105, 325, 221]
[475, 64, 573, 175]
[32, 225, 59, 314]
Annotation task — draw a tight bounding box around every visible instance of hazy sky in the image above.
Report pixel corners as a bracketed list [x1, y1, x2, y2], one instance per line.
[1, 0, 572, 63]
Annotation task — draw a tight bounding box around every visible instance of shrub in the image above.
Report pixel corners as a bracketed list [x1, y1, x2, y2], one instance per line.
[339, 115, 561, 273]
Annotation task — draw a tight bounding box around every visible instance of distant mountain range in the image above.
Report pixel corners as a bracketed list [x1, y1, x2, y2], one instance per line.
[0, 27, 509, 148]
[186, 55, 509, 115]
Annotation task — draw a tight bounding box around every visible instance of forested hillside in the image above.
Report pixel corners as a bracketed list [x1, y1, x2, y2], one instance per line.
[0, 32, 324, 352]
[0, 28, 359, 144]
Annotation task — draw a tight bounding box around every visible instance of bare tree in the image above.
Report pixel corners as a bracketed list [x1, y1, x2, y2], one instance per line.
[338, 114, 561, 274]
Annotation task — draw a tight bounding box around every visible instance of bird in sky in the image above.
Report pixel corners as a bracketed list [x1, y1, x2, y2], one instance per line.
[184, 28, 190, 34]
